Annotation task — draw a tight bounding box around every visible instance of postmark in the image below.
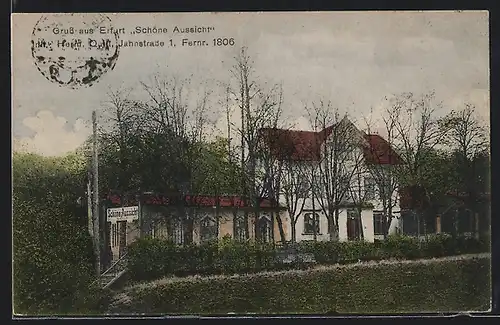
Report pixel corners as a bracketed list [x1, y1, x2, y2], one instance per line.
[31, 14, 121, 89]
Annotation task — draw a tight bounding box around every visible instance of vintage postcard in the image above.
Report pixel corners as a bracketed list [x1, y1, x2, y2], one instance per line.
[11, 11, 491, 316]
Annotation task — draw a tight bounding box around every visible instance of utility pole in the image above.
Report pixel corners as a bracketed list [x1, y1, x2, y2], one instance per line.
[312, 169, 317, 242]
[92, 110, 101, 276]
[87, 170, 93, 237]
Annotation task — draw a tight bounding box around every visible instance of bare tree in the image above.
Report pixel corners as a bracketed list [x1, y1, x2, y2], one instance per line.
[229, 46, 286, 243]
[308, 100, 367, 241]
[137, 73, 214, 245]
[381, 91, 450, 237]
[443, 103, 488, 161]
[386, 92, 449, 187]
[347, 164, 368, 240]
[258, 125, 315, 243]
[280, 159, 310, 243]
[442, 102, 489, 227]
[97, 87, 144, 194]
[362, 107, 404, 238]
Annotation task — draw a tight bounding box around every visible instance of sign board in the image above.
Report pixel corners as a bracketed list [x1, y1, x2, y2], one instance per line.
[107, 206, 139, 222]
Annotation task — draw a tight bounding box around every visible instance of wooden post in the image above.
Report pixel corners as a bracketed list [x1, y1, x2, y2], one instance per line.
[87, 173, 93, 237]
[271, 212, 275, 246]
[436, 215, 441, 234]
[475, 212, 480, 239]
[138, 194, 143, 239]
[92, 110, 100, 276]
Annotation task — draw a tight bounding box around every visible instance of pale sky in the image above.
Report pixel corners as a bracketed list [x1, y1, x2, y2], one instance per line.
[12, 11, 490, 156]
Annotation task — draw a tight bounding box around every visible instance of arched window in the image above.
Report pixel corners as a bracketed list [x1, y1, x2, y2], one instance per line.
[303, 213, 320, 234]
[257, 215, 273, 243]
[169, 218, 184, 245]
[200, 216, 218, 243]
[347, 209, 362, 241]
[234, 215, 247, 241]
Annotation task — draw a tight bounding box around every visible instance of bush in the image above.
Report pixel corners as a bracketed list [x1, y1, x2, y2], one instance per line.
[13, 152, 98, 315]
[127, 234, 489, 283]
[128, 237, 280, 281]
[112, 255, 491, 314]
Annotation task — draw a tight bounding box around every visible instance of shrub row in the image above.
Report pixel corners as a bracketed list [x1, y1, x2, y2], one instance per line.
[114, 255, 491, 314]
[128, 237, 277, 281]
[297, 233, 489, 264]
[127, 234, 489, 282]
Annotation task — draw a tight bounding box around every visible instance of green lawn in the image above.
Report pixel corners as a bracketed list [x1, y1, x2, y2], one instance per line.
[107, 254, 491, 315]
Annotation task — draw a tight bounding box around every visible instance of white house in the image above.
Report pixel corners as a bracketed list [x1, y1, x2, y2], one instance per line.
[258, 116, 403, 243]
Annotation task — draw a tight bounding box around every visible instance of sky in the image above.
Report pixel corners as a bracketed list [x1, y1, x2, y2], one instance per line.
[12, 11, 489, 156]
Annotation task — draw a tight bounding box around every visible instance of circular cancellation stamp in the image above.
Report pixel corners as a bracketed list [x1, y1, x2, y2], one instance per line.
[31, 14, 121, 89]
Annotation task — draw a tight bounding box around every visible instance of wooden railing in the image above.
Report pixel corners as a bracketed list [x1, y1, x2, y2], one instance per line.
[92, 252, 128, 287]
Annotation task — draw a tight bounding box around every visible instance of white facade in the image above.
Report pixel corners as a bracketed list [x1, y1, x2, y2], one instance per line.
[259, 118, 402, 243]
[280, 176, 402, 243]
[293, 207, 377, 242]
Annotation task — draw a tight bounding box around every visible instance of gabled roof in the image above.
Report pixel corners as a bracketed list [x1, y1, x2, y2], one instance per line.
[257, 128, 331, 161]
[258, 123, 402, 165]
[363, 134, 403, 165]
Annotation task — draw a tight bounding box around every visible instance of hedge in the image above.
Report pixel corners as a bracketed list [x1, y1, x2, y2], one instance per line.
[110, 254, 491, 314]
[127, 234, 489, 282]
[128, 237, 277, 281]
[13, 153, 103, 315]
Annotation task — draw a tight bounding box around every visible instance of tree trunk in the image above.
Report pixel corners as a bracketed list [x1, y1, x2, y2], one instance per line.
[232, 209, 239, 241]
[244, 210, 249, 240]
[474, 212, 480, 239]
[385, 205, 393, 239]
[416, 211, 421, 239]
[312, 207, 317, 242]
[291, 220, 297, 243]
[452, 208, 458, 238]
[274, 212, 287, 244]
[329, 209, 340, 241]
[330, 224, 339, 241]
[254, 196, 260, 242]
[358, 208, 364, 240]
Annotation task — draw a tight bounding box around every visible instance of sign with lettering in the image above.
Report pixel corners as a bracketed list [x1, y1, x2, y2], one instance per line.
[107, 206, 139, 222]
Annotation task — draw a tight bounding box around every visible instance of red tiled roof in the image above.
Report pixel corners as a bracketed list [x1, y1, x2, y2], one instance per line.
[107, 193, 282, 208]
[363, 134, 403, 165]
[258, 128, 331, 161]
[258, 126, 402, 165]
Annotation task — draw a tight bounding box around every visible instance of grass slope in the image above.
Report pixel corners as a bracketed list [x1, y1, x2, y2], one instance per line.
[108, 253, 491, 315]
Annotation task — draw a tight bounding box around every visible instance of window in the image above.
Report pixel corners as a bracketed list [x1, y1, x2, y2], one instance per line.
[298, 174, 310, 198]
[303, 213, 320, 234]
[378, 179, 390, 201]
[170, 219, 184, 245]
[458, 209, 475, 234]
[111, 223, 118, 247]
[200, 216, 218, 243]
[364, 177, 376, 200]
[117, 221, 127, 246]
[340, 177, 350, 193]
[313, 181, 324, 198]
[184, 219, 194, 245]
[152, 220, 168, 239]
[373, 212, 385, 235]
[234, 215, 247, 241]
[401, 210, 418, 236]
[257, 215, 273, 243]
[346, 209, 362, 241]
[340, 177, 351, 201]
